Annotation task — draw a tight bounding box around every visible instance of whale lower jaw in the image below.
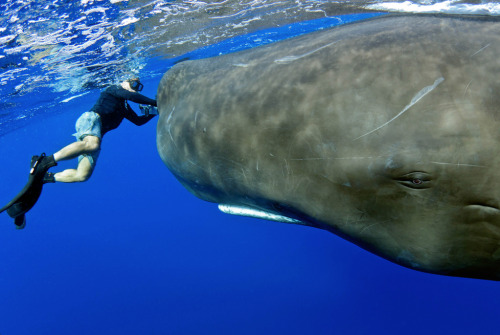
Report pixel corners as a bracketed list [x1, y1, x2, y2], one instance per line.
[218, 204, 306, 225]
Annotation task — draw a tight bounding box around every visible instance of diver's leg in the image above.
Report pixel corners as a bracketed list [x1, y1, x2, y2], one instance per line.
[53, 135, 100, 162]
[52, 156, 94, 183]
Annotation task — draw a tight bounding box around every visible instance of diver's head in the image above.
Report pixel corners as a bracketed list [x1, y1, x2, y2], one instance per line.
[123, 77, 144, 92]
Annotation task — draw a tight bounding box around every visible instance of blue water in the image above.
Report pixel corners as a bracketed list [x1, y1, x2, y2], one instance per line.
[1, 3, 500, 335]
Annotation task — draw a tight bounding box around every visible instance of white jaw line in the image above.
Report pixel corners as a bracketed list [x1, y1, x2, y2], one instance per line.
[218, 204, 305, 225]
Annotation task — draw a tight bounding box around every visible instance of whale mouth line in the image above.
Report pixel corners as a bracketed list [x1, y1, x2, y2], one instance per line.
[218, 204, 306, 225]
[465, 203, 500, 213]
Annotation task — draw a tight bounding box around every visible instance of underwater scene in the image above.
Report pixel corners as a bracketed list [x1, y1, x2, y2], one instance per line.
[1, 1, 500, 334]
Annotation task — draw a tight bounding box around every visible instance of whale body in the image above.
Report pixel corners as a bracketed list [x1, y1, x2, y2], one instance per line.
[157, 15, 500, 281]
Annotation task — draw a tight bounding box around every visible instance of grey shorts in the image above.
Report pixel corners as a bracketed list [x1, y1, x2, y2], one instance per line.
[73, 111, 102, 168]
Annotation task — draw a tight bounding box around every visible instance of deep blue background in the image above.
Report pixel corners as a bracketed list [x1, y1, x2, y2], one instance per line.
[1, 14, 500, 335]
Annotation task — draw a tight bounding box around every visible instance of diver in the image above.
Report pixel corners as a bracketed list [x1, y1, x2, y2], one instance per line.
[37, 77, 157, 183]
[1, 77, 158, 228]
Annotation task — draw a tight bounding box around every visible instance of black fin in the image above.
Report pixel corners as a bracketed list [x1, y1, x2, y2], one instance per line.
[1, 153, 57, 228]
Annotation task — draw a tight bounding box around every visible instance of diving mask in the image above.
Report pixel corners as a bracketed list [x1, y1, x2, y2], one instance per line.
[128, 78, 144, 92]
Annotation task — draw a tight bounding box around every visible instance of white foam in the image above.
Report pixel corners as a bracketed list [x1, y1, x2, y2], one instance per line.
[0, 35, 17, 45]
[366, 1, 500, 15]
[233, 16, 262, 29]
[61, 92, 89, 103]
[117, 17, 139, 27]
[83, 7, 109, 15]
[0, 68, 27, 82]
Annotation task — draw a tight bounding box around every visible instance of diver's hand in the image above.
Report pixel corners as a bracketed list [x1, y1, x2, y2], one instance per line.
[149, 106, 158, 116]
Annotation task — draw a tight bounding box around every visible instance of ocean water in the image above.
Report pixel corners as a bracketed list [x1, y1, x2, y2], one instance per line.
[1, 1, 500, 334]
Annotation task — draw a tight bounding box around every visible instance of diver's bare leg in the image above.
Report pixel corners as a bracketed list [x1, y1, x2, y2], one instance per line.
[53, 156, 94, 183]
[53, 135, 100, 162]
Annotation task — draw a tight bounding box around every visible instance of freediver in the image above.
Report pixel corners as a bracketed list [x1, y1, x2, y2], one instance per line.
[40, 77, 157, 183]
[0, 77, 157, 228]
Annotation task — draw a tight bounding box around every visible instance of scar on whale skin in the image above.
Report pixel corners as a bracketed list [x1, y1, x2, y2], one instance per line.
[354, 77, 445, 141]
[274, 40, 340, 64]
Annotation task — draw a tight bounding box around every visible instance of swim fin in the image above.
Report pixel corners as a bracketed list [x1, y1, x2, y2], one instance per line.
[0, 153, 57, 229]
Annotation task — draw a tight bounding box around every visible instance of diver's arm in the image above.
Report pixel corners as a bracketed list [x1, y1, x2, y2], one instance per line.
[115, 87, 157, 106]
[123, 103, 155, 126]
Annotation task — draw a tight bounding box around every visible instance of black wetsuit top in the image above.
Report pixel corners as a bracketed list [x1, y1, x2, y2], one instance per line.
[90, 85, 157, 136]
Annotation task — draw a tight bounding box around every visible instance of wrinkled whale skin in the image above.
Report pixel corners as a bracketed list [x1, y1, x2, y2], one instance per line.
[157, 15, 500, 280]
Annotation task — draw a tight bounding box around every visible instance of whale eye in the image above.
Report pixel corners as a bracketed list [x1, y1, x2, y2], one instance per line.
[397, 172, 431, 189]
